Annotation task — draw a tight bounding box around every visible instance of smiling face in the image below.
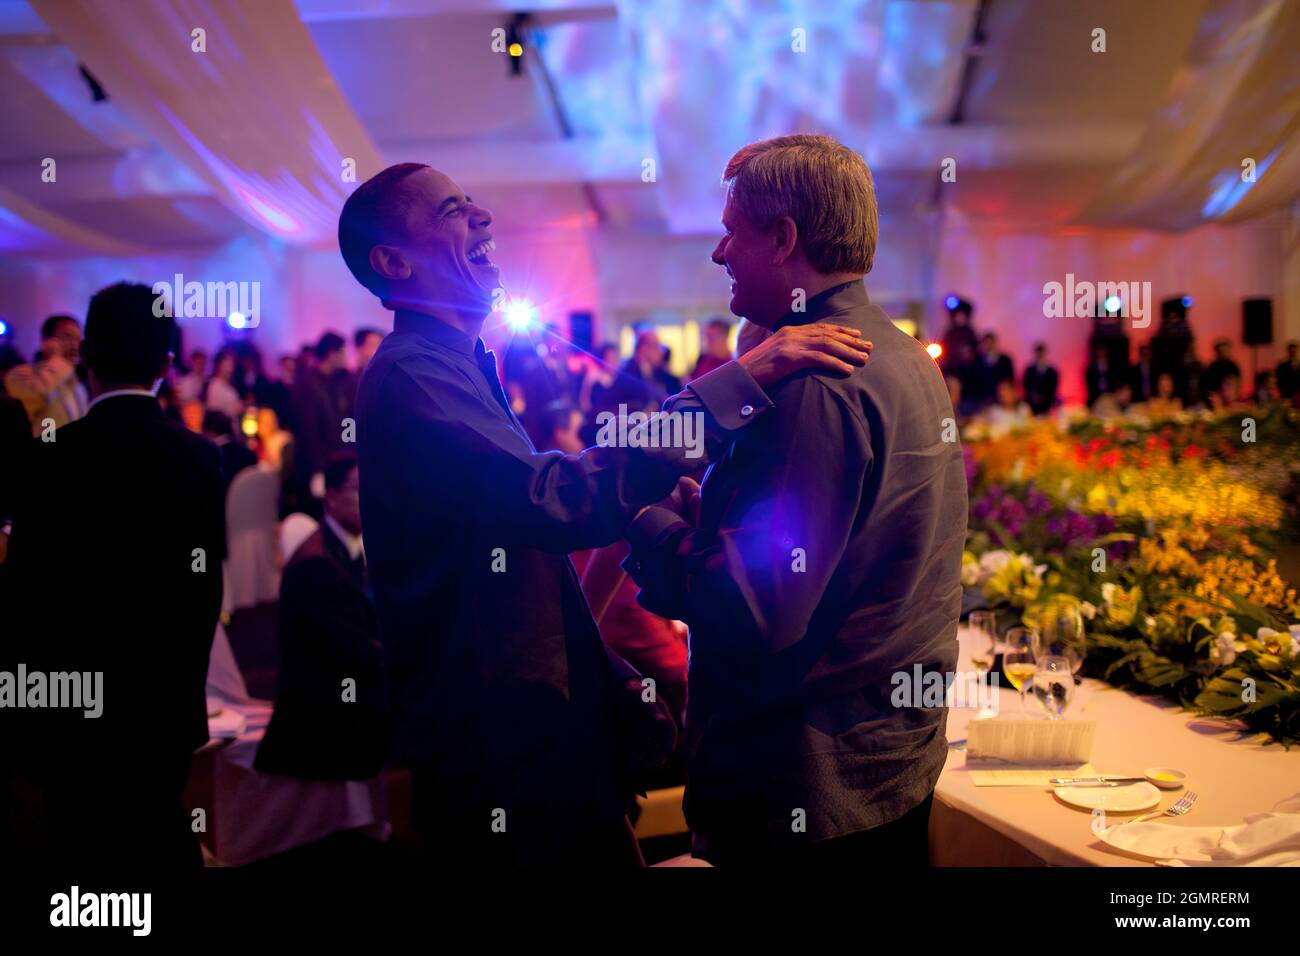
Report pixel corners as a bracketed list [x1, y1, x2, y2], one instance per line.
[378, 167, 500, 314]
[711, 191, 789, 328]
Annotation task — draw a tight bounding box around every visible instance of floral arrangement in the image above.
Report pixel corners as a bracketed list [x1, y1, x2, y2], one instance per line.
[962, 405, 1300, 746]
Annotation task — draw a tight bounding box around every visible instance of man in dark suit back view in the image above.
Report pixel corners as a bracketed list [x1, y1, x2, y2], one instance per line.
[2, 282, 225, 868]
[256, 452, 386, 781]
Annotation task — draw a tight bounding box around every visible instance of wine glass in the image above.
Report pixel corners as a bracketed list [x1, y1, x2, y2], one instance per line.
[1033, 655, 1075, 719]
[1034, 597, 1086, 677]
[968, 611, 998, 675]
[967, 611, 999, 719]
[1002, 627, 1037, 715]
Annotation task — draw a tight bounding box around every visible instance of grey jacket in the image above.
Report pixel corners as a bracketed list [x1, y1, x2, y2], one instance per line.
[626, 280, 968, 853]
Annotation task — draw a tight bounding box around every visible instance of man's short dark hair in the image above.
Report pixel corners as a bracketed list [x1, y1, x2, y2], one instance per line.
[354, 327, 383, 348]
[83, 283, 173, 386]
[316, 332, 346, 360]
[40, 314, 78, 341]
[706, 318, 731, 335]
[948, 298, 973, 320]
[338, 162, 431, 296]
[323, 451, 359, 491]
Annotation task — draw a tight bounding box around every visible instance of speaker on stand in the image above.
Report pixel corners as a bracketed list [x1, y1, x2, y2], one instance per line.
[1243, 298, 1274, 392]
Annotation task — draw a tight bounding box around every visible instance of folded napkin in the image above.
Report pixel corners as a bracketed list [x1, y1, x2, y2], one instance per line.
[1100, 792, 1300, 866]
[205, 698, 249, 740]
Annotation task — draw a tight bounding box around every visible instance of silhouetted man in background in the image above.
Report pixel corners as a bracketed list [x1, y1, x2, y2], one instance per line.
[3, 282, 224, 867]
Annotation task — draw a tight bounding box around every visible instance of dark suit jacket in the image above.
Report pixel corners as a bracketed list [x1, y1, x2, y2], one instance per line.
[1023, 363, 1059, 415]
[625, 281, 968, 855]
[1129, 361, 1155, 402]
[290, 369, 348, 484]
[354, 309, 770, 858]
[215, 437, 257, 499]
[0, 392, 32, 524]
[2, 394, 224, 862]
[1086, 362, 1117, 406]
[255, 523, 386, 780]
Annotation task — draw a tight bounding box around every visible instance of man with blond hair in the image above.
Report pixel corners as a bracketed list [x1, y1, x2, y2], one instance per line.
[624, 134, 968, 866]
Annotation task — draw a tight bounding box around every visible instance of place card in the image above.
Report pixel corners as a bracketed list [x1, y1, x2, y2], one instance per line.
[966, 718, 1096, 764]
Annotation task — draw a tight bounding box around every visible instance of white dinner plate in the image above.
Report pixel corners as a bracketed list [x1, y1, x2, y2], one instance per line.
[1053, 782, 1161, 812]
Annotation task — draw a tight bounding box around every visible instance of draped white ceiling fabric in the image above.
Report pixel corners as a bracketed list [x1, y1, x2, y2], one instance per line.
[0, 184, 147, 255]
[28, 0, 385, 246]
[1076, 0, 1300, 230]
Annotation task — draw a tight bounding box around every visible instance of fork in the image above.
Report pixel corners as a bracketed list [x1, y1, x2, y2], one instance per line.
[1123, 791, 1199, 826]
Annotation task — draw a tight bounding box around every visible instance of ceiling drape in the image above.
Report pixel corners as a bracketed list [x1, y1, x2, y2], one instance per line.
[29, 0, 385, 246]
[1076, 0, 1300, 231]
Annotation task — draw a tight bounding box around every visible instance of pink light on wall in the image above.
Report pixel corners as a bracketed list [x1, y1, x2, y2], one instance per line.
[235, 186, 303, 237]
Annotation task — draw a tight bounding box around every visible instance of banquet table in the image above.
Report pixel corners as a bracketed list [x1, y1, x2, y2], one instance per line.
[931, 627, 1300, 866]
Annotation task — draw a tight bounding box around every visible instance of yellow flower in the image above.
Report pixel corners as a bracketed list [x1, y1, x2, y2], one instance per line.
[1101, 583, 1142, 628]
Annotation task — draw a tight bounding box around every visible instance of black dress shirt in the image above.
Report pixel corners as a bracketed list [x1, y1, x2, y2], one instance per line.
[624, 281, 968, 856]
[353, 308, 770, 857]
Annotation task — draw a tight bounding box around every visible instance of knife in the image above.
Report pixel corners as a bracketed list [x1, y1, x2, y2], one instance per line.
[1050, 776, 1146, 785]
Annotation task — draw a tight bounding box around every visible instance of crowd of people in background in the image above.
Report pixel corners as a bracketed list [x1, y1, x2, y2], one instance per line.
[935, 296, 1300, 428]
[7, 300, 1300, 531]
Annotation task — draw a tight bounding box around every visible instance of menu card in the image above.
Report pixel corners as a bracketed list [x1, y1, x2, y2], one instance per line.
[967, 718, 1096, 764]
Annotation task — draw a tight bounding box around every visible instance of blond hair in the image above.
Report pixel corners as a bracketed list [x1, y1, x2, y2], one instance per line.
[722, 134, 878, 275]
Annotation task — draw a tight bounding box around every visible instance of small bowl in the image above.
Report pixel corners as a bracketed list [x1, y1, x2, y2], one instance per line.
[1144, 767, 1187, 790]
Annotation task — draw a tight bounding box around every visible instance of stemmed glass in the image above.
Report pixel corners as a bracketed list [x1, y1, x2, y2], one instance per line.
[1033, 655, 1075, 719]
[967, 611, 999, 719]
[1002, 627, 1037, 716]
[968, 611, 998, 676]
[1034, 597, 1086, 677]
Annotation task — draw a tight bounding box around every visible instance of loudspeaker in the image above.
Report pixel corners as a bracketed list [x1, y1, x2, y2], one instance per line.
[1243, 298, 1273, 346]
[568, 311, 594, 354]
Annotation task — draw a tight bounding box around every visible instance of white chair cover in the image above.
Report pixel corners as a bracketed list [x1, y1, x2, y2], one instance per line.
[210, 707, 390, 866]
[202, 624, 389, 866]
[206, 620, 252, 706]
[222, 465, 281, 612]
[279, 512, 319, 564]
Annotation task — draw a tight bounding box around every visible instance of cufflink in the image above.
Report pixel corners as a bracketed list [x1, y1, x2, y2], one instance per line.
[740, 404, 755, 417]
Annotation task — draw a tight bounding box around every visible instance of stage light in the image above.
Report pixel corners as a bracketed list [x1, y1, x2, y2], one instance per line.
[505, 299, 536, 331]
[0, 320, 8, 336]
[504, 13, 529, 76]
[944, 295, 959, 311]
[1181, 295, 1193, 308]
[241, 409, 259, 438]
[1103, 294, 1122, 313]
[227, 311, 249, 329]
[926, 342, 943, 361]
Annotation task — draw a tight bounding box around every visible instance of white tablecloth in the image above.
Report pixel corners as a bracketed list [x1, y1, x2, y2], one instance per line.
[933, 627, 1300, 865]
